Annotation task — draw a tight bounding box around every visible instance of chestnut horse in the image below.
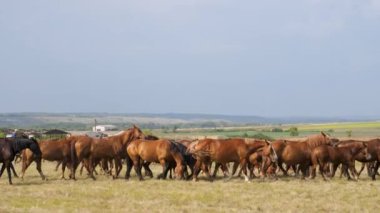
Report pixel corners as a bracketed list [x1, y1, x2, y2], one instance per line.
[21, 137, 74, 180]
[261, 132, 337, 179]
[0, 138, 44, 184]
[126, 139, 186, 180]
[70, 125, 145, 180]
[310, 142, 369, 180]
[261, 139, 300, 178]
[188, 138, 265, 181]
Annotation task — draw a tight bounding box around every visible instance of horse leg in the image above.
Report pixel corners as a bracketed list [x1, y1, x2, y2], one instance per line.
[125, 156, 133, 180]
[192, 159, 202, 182]
[212, 162, 220, 178]
[330, 163, 339, 179]
[88, 157, 96, 180]
[21, 156, 34, 180]
[35, 158, 46, 180]
[203, 162, 213, 182]
[134, 159, 143, 181]
[55, 161, 62, 172]
[299, 164, 308, 179]
[371, 161, 379, 181]
[0, 163, 6, 177]
[6, 162, 13, 185]
[278, 162, 288, 176]
[220, 163, 230, 178]
[319, 162, 327, 181]
[161, 161, 170, 180]
[310, 162, 317, 179]
[61, 160, 67, 179]
[247, 162, 253, 179]
[367, 162, 373, 177]
[143, 162, 153, 178]
[357, 162, 365, 177]
[240, 158, 249, 182]
[116, 158, 123, 177]
[350, 162, 359, 180]
[11, 163, 18, 178]
[260, 157, 269, 178]
[231, 162, 239, 177]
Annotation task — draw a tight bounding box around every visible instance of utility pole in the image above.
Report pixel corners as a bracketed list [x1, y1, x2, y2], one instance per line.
[94, 119, 97, 132]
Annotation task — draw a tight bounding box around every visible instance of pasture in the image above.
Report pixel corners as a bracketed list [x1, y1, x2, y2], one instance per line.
[1, 161, 380, 212]
[153, 121, 380, 139]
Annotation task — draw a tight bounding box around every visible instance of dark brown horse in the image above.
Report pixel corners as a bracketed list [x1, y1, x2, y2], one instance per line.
[21, 137, 74, 180]
[127, 139, 186, 180]
[364, 139, 380, 180]
[70, 125, 145, 180]
[310, 142, 369, 180]
[0, 138, 44, 184]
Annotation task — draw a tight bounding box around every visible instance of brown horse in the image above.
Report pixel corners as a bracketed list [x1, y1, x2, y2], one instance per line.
[70, 125, 145, 180]
[21, 137, 74, 180]
[310, 142, 369, 180]
[261, 139, 298, 178]
[126, 139, 186, 180]
[268, 132, 337, 179]
[188, 138, 265, 181]
[233, 139, 270, 178]
[364, 139, 380, 180]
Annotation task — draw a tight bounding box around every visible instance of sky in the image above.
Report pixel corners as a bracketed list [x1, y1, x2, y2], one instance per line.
[0, 0, 380, 117]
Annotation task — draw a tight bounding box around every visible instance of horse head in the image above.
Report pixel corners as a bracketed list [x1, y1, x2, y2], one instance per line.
[320, 131, 339, 146]
[119, 125, 145, 144]
[352, 142, 371, 161]
[130, 125, 145, 140]
[264, 140, 278, 163]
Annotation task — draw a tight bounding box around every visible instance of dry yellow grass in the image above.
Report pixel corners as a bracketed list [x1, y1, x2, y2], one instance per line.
[1, 162, 380, 213]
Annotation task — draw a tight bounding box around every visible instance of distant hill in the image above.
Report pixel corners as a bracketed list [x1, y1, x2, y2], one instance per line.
[0, 113, 379, 130]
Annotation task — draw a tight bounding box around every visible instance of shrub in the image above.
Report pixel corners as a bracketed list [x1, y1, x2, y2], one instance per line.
[346, 130, 352, 137]
[289, 127, 299, 136]
[242, 132, 249, 138]
[251, 133, 274, 141]
[271, 128, 283, 132]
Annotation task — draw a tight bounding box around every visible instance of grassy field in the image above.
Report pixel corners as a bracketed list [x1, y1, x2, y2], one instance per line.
[152, 121, 380, 139]
[1, 162, 380, 212]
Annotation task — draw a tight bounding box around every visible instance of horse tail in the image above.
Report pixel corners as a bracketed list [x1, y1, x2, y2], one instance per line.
[71, 139, 78, 169]
[169, 142, 185, 166]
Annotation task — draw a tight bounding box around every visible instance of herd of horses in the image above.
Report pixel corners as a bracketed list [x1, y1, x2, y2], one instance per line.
[1, 125, 380, 185]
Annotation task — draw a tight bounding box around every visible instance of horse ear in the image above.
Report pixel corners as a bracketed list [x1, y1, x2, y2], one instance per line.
[283, 140, 288, 145]
[265, 140, 271, 145]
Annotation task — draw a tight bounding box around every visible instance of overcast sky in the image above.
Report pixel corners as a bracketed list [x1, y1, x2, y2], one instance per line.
[1, 0, 379, 117]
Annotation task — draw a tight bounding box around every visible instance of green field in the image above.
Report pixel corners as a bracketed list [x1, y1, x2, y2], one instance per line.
[1, 162, 380, 212]
[152, 121, 380, 139]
